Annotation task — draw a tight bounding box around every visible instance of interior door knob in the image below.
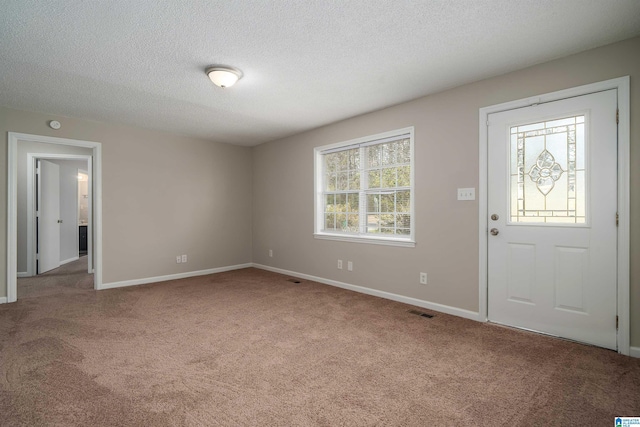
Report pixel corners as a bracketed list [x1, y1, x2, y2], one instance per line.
[490, 228, 499, 236]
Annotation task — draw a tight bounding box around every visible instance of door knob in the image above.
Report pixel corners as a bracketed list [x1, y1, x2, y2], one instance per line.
[57, 219, 63, 223]
[490, 228, 499, 236]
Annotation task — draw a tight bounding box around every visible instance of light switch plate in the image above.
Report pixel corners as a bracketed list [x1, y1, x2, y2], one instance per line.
[457, 188, 475, 201]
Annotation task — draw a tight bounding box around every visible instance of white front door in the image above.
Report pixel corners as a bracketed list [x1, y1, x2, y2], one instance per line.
[487, 90, 618, 350]
[38, 159, 61, 274]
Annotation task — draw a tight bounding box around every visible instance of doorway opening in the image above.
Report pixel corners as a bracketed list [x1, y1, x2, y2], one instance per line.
[7, 133, 103, 303]
[26, 155, 93, 277]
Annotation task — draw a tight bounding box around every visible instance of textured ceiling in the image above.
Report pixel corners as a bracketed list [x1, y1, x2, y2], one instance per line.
[1, 1, 639, 146]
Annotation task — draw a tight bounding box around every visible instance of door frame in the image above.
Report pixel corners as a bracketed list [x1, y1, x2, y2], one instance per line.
[478, 76, 630, 355]
[6, 133, 103, 302]
[26, 154, 93, 276]
[78, 168, 90, 258]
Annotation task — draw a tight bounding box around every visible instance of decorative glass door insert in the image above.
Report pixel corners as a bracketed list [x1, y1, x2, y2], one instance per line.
[510, 115, 586, 224]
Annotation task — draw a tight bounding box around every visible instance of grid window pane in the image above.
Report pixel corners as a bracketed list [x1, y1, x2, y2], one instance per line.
[368, 170, 381, 188]
[398, 139, 411, 163]
[325, 213, 336, 230]
[396, 190, 410, 212]
[380, 194, 394, 213]
[397, 166, 410, 187]
[348, 149, 359, 169]
[381, 143, 396, 165]
[382, 167, 397, 187]
[319, 130, 413, 240]
[367, 214, 380, 232]
[396, 214, 411, 229]
[347, 214, 359, 231]
[337, 172, 348, 191]
[367, 194, 380, 212]
[324, 153, 337, 173]
[325, 194, 335, 209]
[367, 145, 382, 168]
[348, 171, 360, 190]
[348, 194, 359, 212]
[325, 173, 336, 191]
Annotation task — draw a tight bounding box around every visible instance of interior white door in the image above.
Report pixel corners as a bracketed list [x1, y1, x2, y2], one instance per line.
[38, 159, 61, 274]
[487, 90, 618, 350]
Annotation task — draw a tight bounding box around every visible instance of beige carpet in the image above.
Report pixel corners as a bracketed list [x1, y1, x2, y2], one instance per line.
[1, 261, 639, 426]
[17, 256, 94, 299]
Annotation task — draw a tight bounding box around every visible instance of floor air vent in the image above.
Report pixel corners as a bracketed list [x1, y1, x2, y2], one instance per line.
[408, 309, 434, 318]
[286, 278, 302, 284]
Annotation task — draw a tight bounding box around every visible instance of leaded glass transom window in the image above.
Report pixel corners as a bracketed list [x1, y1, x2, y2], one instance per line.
[510, 115, 586, 224]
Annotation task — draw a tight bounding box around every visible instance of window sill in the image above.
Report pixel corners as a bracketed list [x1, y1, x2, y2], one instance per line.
[313, 233, 416, 248]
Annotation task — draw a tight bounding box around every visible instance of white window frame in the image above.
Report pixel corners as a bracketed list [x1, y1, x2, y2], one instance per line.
[314, 127, 415, 247]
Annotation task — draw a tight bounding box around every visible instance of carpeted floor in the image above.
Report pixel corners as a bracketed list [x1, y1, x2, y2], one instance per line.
[1, 260, 639, 426]
[16, 256, 94, 300]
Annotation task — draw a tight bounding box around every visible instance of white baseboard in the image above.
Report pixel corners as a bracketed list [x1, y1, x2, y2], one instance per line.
[60, 256, 79, 266]
[17, 272, 29, 278]
[252, 263, 482, 322]
[630, 347, 640, 359]
[98, 263, 253, 290]
[0, 296, 7, 304]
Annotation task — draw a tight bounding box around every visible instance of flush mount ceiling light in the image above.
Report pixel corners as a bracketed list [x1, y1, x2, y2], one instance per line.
[205, 66, 243, 88]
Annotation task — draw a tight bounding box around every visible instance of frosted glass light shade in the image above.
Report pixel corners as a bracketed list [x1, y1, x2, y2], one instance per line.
[206, 67, 242, 88]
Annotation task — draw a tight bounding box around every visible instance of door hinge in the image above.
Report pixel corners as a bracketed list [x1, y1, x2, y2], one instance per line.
[616, 315, 619, 330]
[616, 109, 619, 124]
[616, 212, 619, 226]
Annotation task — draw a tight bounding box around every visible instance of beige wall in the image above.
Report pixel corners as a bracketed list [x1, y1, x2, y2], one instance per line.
[1, 107, 253, 289]
[252, 37, 640, 346]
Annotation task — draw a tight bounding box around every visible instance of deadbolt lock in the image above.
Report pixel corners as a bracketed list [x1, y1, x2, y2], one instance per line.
[491, 214, 499, 221]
